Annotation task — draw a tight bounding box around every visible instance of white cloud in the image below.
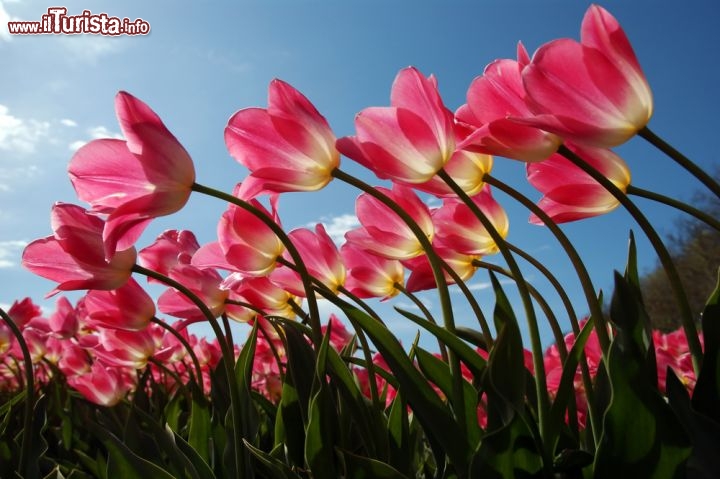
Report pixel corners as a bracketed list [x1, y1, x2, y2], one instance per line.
[0, 105, 51, 154]
[312, 213, 359, 245]
[69, 125, 123, 151]
[0, 240, 27, 269]
[60, 118, 77, 127]
[0, 1, 21, 43]
[56, 34, 125, 63]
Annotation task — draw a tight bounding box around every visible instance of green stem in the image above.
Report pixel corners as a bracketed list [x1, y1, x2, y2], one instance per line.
[559, 144, 703, 373]
[132, 264, 244, 475]
[337, 285, 385, 325]
[438, 169, 551, 450]
[626, 184, 720, 231]
[331, 168, 468, 438]
[473, 260, 584, 439]
[191, 181, 323, 347]
[396, 283, 449, 363]
[0, 308, 34, 477]
[484, 173, 611, 353]
[503, 242, 599, 446]
[151, 317, 205, 396]
[639, 126, 720, 199]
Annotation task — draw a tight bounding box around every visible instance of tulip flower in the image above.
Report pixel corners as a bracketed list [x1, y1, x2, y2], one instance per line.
[225, 79, 339, 199]
[403, 246, 479, 293]
[48, 296, 78, 339]
[69, 92, 196, 257]
[207, 186, 284, 277]
[67, 360, 133, 406]
[157, 264, 230, 321]
[432, 186, 509, 256]
[221, 274, 299, 321]
[414, 142, 494, 198]
[138, 229, 201, 281]
[6, 297, 43, 329]
[337, 66, 457, 184]
[345, 184, 434, 260]
[94, 327, 158, 369]
[270, 224, 346, 296]
[457, 43, 562, 162]
[340, 243, 405, 300]
[22, 203, 136, 295]
[82, 278, 155, 331]
[520, 5, 653, 147]
[526, 142, 631, 224]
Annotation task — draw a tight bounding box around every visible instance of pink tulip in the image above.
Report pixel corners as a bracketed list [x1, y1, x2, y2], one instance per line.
[225, 79, 339, 199]
[69, 92, 196, 257]
[413, 140, 494, 198]
[82, 278, 155, 331]
[403, 246, 479, 293]
[22, 203, 136, 296]
[157, 264, 230, 321]
[270, 224, 346, 296]
[345, 184, 434, 260]
[48, 296, 78, 339]
[222, 274, 299, 322]
[213, 187, 284, 276]
[653, 329, 700, 393]
[526, 142, 631, 224]
[138, 229, 200, 281]
[432, 186, 509, 256]
[520, 6, 653, 147]
[68, 360, 133, 406]
[6, 297, 42, 329]
[94, 327, 157, 369]
[337, 67, 457, 184]
[457, 43, 562, 162]
[340, 243, 404, 300]
[57, 341, 92, 377]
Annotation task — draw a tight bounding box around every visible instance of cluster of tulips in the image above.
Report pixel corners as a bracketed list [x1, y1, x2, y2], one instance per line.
[2, 4, 718, 478]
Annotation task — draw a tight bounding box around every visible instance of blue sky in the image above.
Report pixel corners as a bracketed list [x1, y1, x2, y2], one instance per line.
[1, 0, 718, 349]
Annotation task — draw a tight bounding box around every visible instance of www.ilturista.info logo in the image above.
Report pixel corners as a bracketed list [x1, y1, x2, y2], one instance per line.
[7, 7, 150, 36]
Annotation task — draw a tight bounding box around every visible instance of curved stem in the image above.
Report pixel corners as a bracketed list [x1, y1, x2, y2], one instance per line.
[639, 126, 720, 198]
[503, 242, 599, 445]
[132, 264, 244, 474]
[191, 182, 323, 347]
[395, 284, 449, 363]
[336, 285, 384, 325]
[438, 169, 550, 447]
[151, 317, 205, 396]
[559, 144, 703, 373]
[0, 308, 34, 477]
[484, 174, 611, 353]
[627, 184, 720, 231]
[331, 168, 468, 436]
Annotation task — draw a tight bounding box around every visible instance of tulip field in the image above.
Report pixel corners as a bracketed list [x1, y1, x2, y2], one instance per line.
[2, 5, 719, 478]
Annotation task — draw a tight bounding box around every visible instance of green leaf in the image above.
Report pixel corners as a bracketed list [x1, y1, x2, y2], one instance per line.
[386, 392, 412, 476]
[394, 308, 486, 380]
[188, 398, 212, 466]
[305, 324, 338, 479]
[594, 274, 691, 478]
[485, 272, 526, 426]
[693, 268, 720, 421]
[624, 230, 641, 291]
[243, 440, 299, 479]
[342, 304, 470, 472]
[470, 412, 543, 479]
[666, 368, 720, 478]
[339, 448, 409, 479]
[326, 346, 388, 458]
[415, 348, 481, 447]
[546, 318, 595, 450]
[86, 421, 177, 479]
